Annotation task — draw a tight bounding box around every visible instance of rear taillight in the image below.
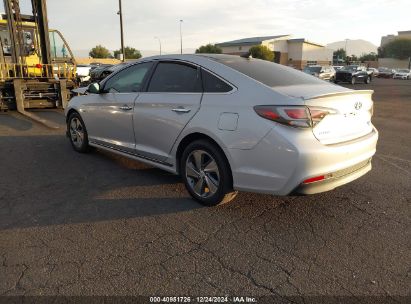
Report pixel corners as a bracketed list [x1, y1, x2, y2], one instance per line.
[308, 108, 334, 127]
[254, 106, 335, 128]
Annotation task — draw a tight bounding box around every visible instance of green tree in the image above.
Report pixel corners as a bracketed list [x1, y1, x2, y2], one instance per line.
[89, 45, 111, 58]
[333, 48, 347, 61]
[359, 52, 378, 62]
[195, 44, 222, 54]
[113, 46, 142, 60]
[382, 38, 411, 60]
[249, 45, 274, 61]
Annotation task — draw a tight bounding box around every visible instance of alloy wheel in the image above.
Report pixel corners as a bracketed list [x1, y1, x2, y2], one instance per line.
[351, 77, 356, 85]
[185, 150, 220, 198]
[69, 117, 85, 148]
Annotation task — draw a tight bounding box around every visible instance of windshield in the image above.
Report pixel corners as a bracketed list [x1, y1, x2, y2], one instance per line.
[341, 66, 358, 71]
[303, 66, 321, 73]
[398, 69, 410, 73]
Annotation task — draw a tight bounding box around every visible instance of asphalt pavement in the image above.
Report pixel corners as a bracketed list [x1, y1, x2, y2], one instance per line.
[0, 78, 410, 303]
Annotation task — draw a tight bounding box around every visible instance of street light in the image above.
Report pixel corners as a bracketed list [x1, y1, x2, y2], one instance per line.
[118, 0, 125, 62]
[179, 19, 183, 54]
[344, 39, 349, 55]
[154, 36, 162, 55]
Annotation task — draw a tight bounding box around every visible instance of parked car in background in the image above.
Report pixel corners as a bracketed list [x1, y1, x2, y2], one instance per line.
[393, 69, 411, 79]
[90, 62, 134, 82]
[89, 64, 113, 82]
[303, 65, 336, 81]
[377, 67, 395, 78]
[89, 62, 103, 71]
[66, 54, 378, 206]
[76, 64, 92, 84]
[335, 65, 371, 84]
[367, 68, 379, 77]
[333, 65, 344, 71]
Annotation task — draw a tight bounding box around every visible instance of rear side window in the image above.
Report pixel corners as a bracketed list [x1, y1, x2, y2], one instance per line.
[148, 62, 201, 93]
[208, 56, 324, 87]
[201, 69, 232, 93]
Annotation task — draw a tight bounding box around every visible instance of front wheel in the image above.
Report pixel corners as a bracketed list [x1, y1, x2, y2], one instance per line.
[351, 76, 356, 85]
[181, 140, 237, 206]
[67, 112, 90, 153]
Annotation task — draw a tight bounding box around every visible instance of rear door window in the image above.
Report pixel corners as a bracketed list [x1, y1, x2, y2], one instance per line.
[201, 69, 233, 93]
[147, 62, 201, 93]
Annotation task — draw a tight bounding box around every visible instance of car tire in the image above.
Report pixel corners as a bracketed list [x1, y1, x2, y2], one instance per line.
[365, 76, 371, 84]
[67, 112, 90, 153]
[181, 139, 237, 206]
[351, 76, 356, 85]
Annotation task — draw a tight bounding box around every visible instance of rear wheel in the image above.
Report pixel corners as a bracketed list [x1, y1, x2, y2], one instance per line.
[67, 112, 90, 153]
[181, 140, 237, 206]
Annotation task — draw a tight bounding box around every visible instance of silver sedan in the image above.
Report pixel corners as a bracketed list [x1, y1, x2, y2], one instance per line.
[66, 54, 378, 206]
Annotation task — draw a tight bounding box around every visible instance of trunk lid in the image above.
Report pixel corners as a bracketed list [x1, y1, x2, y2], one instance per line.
[273, 85, 374, 145]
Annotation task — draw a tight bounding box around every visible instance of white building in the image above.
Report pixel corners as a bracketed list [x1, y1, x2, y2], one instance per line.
[216, 35, 333, 69]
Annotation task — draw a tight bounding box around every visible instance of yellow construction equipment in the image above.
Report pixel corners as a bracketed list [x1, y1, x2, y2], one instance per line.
[0, 0, 77, 128]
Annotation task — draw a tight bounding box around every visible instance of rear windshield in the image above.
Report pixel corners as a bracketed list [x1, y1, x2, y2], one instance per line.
[201, 55, 323, 87]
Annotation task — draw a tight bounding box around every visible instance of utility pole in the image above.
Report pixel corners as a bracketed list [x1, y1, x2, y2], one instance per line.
[344, 39, 349, 64]
[154, 37, 162, 55]
[344, 39, 348, 55]
[118, 0, 125, 62]
[179, 19, 183, 54]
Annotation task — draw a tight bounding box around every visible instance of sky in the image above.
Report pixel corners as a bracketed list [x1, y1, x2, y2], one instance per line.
[4, 0, 411, 57]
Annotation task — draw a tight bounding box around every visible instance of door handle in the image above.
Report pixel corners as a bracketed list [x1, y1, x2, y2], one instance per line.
[119, 105, 133, 111]
[172, 107, 191, 113]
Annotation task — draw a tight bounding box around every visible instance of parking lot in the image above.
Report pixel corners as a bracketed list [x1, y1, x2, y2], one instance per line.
[0, 78, 410, 301]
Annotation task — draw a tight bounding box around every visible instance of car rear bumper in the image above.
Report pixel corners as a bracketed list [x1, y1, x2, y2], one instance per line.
[292, 158, 372, 195]
[393, 75, 408, 79]
[229, 125, 378, 196]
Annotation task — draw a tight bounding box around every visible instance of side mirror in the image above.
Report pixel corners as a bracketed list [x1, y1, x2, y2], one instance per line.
[88, 82, 100, 94]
